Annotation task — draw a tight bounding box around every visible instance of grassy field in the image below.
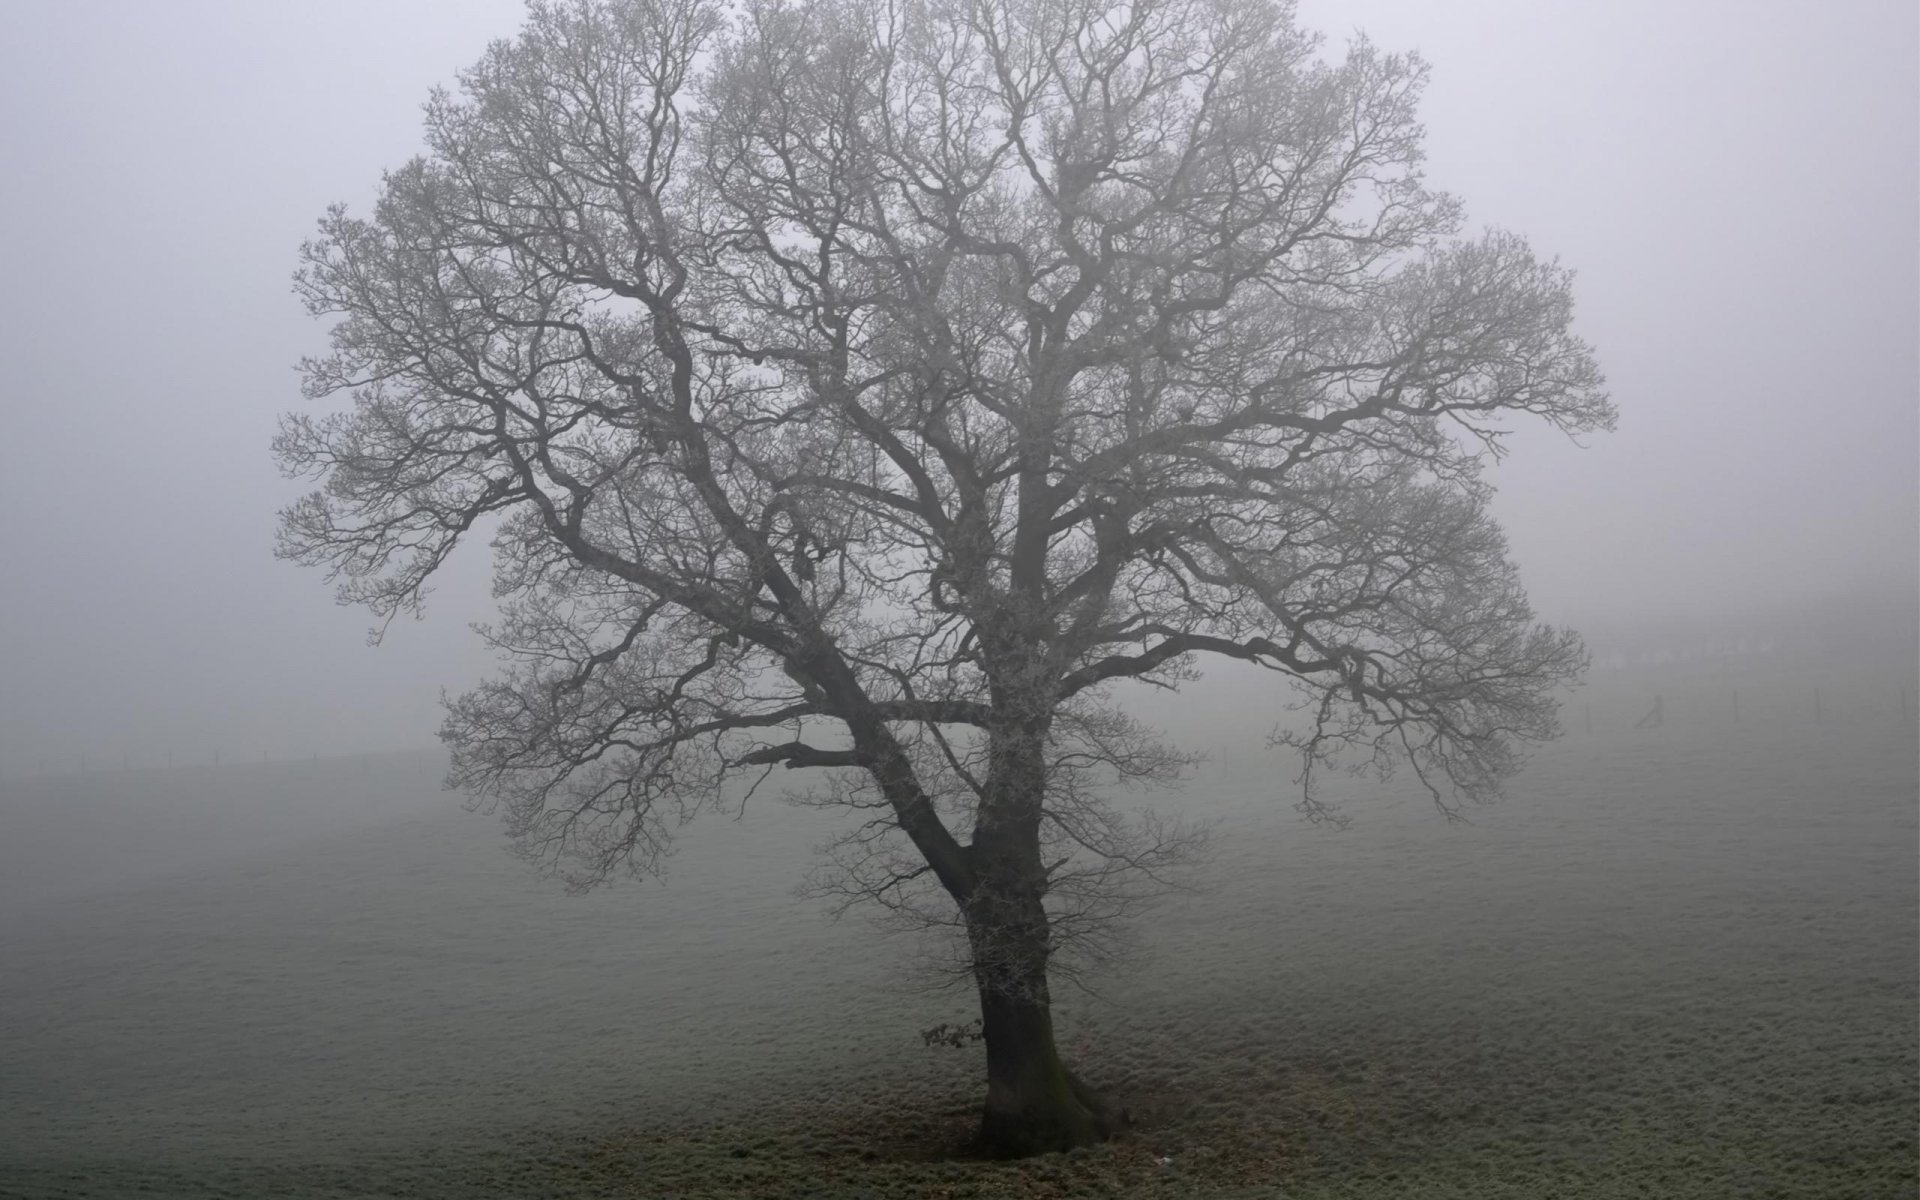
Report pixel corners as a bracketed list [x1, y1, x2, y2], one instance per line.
[1, 658, 1914, 1198]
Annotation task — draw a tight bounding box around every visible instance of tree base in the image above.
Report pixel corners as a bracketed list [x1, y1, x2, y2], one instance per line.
[976, 1068, 1125, 1158]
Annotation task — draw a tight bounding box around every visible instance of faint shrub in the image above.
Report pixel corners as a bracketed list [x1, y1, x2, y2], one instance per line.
[920, 1020, 985, 1050]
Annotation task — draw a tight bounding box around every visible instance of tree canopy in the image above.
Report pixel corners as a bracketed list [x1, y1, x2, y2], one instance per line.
[278, 0, 1611, 1155]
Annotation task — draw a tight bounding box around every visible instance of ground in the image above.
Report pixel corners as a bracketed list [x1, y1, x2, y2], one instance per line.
[0, 654, 1913, 1198]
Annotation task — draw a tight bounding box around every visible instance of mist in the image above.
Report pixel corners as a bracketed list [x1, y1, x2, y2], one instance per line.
[0, 1, 1914, 1194]
[0, 0, 1911, 774]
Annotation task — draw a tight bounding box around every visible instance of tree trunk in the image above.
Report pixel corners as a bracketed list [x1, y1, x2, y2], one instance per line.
[974, 967, 1117, 1157]
[965, 824, 1118, 1157]
[963, 683, 1120, 1157]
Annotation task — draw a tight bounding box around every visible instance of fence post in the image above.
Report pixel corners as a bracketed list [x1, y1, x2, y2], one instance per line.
[1633, 695, 1664, 730]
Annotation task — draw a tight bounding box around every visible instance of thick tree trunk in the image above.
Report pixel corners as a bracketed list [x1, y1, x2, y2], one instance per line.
[974, 970, 1117, 1157]
[961, 677, 1120, 1157]
[966, 821, 1118, 1156]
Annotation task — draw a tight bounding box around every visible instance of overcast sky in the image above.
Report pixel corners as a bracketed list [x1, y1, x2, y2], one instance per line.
[1, 0, 1914, 774]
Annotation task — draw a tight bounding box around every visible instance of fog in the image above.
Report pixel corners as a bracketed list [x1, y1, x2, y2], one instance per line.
[0, 4, 1915, 1195]
[0, 0, 1912, 774]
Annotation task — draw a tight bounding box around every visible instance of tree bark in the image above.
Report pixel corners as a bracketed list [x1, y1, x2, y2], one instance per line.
[965, 800, 1119, 1156]
[973, 965, 1117, 1157]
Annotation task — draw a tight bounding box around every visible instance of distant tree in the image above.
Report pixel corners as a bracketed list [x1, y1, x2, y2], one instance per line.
[278, 0, 1611, 1156]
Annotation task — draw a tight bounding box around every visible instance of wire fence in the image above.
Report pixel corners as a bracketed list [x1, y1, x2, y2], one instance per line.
[1575, 683, 1910, 736]
[1197, 676, 1915, 773]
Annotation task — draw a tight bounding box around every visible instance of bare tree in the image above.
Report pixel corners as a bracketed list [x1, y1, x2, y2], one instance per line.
[278, 0, 1611, 1156]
